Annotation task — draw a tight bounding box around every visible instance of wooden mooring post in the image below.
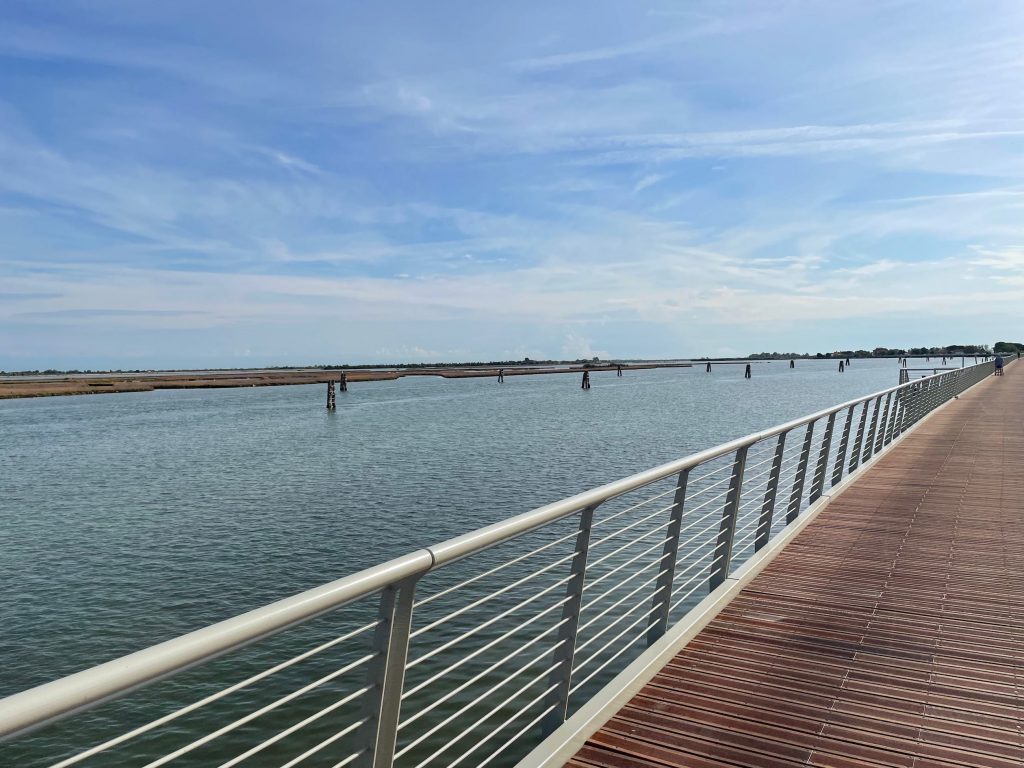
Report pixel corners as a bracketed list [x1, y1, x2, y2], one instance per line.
[497, 368, 504, 383]
[326, 381, 336, 410]
[789, 359, 795, 368]
[706, 362, 712, 372]
[339, 372, 348, 392]
[581, 370, 591, 390]
[744, 363, 752, 379]
[839, 360, 845, 372]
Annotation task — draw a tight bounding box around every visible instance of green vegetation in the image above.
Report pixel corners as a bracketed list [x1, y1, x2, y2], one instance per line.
[994, 341, 1024, 354]
[745, 344, 993, 360]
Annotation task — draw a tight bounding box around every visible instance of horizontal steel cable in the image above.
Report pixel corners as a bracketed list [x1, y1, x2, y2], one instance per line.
[395, 639, 564, 759]
[569, 597, 667, 691]
[406, 573, 573, 669]
[410, 550, 576, 639]
[414, 527, 579, 609]
[589, 485, 678, 530]
[588, 503, 675, 550]
[279, 720, 365, 768]
[445, 684, 560, 768]
[399, 613, 569, 727]
[575, 584, 668, 658]
[140, 654, 375, 768]
[218, 695, 368, 768]
[50, 620, 378, 768]
[410, 664, 560, 768]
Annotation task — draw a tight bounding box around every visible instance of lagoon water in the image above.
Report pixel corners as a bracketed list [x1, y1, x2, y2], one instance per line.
[0, 358, 907, 762]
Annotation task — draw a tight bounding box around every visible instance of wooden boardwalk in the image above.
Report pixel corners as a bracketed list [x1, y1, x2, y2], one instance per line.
[568, 363, 1024, 768]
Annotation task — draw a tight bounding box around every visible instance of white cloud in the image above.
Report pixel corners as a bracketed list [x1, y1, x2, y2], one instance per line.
[632, 174, 666, 193]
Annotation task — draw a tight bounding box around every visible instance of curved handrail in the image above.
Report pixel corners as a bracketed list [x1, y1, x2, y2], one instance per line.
[0, 551, 434, 739]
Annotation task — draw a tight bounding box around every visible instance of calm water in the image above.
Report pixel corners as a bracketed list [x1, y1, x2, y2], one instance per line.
[0, 359, 903, 763]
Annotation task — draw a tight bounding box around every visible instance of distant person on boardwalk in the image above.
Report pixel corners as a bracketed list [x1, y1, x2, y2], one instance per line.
[995, 355, 1004, 376]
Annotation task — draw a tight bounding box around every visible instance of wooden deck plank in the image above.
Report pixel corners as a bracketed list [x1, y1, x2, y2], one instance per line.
[567, 363, 1024, 767]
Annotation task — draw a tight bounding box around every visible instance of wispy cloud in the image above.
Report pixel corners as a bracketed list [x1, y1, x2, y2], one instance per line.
[2, 0, 1024, 367]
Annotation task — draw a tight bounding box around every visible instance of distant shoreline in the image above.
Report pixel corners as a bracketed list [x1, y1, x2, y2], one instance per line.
[0, 362, 695, 400]
[2, 352, 1003, 400]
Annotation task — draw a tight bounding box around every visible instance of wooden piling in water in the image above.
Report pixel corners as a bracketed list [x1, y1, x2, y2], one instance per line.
[706, 362, 712, 372]
[789, 359, 795, 368]
[339, 372, 348, 392]
[839, 360, 845, 372]
[326, 381, 336, 410]
[498, 368, 504, 383]
[581, 370, 591, 390]
[616, 364, 623, 377]
[744, 363, 751, 379]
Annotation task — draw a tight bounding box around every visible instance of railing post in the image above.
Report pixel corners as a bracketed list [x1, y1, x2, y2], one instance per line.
[755, 433, 787, 551]
[928, 376, 944, 413]
[541, 503, 597, 736]
[709, 447, 748, 590]
[832, 405, 854, 485]
[646, 470, 689, 646]
[925, 376, 937, 415]
[887, 391, 903, 442]
[357, 577, 420, 768]
[874, 393, 892, 452]
[848, 400, 869, 473]
[942, 373, 956, 403]
[923, 377, 940, 416]
[932, 374, 946, 408]
[900, 385, 914, 430]
[862, 396, 882, 463]
[927, 377, 941, 415]
[809, 413, 835, 502]
[786, 423, 815, 523]
[909, 382, 925, 430]
[892, 388, 906, 439]
[947, 371, 960, 399]
[912, 380, 928, 425]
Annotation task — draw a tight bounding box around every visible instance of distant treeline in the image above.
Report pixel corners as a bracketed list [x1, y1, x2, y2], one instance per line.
[743, 344, 997, 361]
[8, 346, 1023, 376]
[994, 341, 1024, 353]
[0, 368, 157, 376]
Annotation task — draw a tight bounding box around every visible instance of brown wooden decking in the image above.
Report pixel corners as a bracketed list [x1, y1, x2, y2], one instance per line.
[568, 362, 1024, 768]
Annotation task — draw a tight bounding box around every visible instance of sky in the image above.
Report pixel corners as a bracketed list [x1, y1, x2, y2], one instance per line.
[2, 1, 1024, 369]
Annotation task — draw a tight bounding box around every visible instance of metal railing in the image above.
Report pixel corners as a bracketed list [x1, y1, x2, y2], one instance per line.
[0, 360, 999, 768]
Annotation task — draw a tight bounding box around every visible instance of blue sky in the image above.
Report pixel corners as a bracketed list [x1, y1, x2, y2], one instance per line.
[2, 1, 1023, 368]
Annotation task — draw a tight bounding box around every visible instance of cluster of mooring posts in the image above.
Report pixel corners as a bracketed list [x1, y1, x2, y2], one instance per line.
[324, 354, 1009, 407]
[325, 373, 347, 410]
